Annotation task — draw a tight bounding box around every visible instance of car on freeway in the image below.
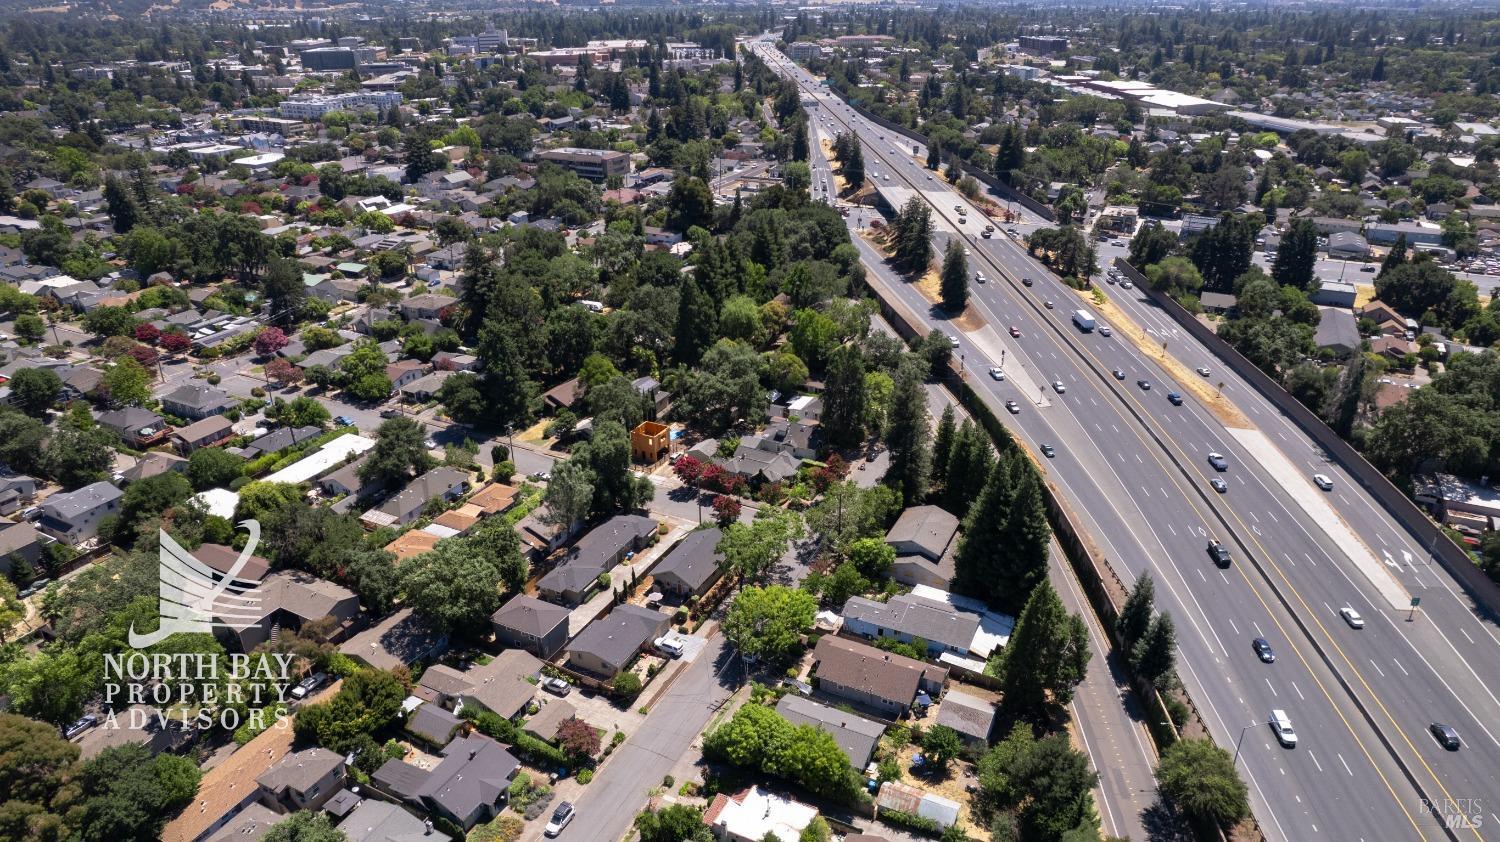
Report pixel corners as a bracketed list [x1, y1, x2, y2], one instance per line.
[1207, 539, 1231, 567]
[1005, 400, 1020, 414]
[1120, 281, 1134, 289]
[980, 228, 992, 238]
[544, 802, 575, 837]
[1022, 277, 1034, 286]
[1210, 477, 1228, 493]
[1252, 638, 1276, 663]
[1040, 444, 1056, 458]
[1269, 710, 1298, 748]
[1009, 326, 1022, 338]
[1044, 300, 1055, 309]
[989, 367, 1005, 381]
[1207, 452, 1229, 471]
[1052, 380, 1067, 394]
[948, 335, 960, 348]
[1137, 380, 1151, 390]
[1312, 473, 1334, 490]
[1430, 723, 1461, 750]
[957, 216, 965, 223]
[928, 175, 935, 181]
[975, 271, 986, 283]
[1339, 606, 1365, 629]
[1360, 265, 1376, 273]
[954, 204, 963, 212]
[1195, 367, 1211, 377]
[1099, 325, 1113, 336]
[542, 676, 572, 696]
[1112, 369, 1126, 380]
[1167, 392, 1184, 405]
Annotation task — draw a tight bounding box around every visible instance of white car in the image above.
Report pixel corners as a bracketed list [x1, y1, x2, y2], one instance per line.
[1099, 325, 1113, 337]
[1312, 473, 1333, 490]
[544, 802, 575, 837]
[655, 635, 685, 658]
[1195, 367, 1211, 377]
[948, 335, 961, 348]
[1339, 606, 1365, 629]
[989, 367, 1005, 381]
[1052, 380, 1067, 394]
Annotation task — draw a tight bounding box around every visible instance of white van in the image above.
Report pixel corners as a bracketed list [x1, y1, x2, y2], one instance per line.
[579, 300, 604, 313]
[1269, 709, 1297, 747]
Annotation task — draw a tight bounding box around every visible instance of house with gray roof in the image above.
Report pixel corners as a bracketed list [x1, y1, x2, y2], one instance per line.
[216, 570, 359, 651]
[340, 607, 450, 672]
[337, 799, 452, 842]
[841, 593, 981, 658]
[0, 475, 38, 516]
[160, 382, 236, 420]
[319, 453, 375, 499]
[255, 746, 345, 814]
[36, 480, 121, 544]
[565, 603, 670, 679]
[0, 519, 44, 575]
[490, 594, 571, 658]
[812, 635, 947, 717]
[372, 734, 519, 830]
[99, 407, 168, 446]
[240, 425, 322, 459]
[416, 649, 541, 721]
[1315, 307, 1361, 358]
[360, 467, 470, 529]
[536, 514, 657, 605]
[885, 506, 959, 589]
[173, 415, 236, 453]
[406, 702, 463, 749]
[774, 694, 885, 769]
[651, 527, 724, 599]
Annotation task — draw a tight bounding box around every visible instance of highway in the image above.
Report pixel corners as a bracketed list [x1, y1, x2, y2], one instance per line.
[757, 41, 1500, 841]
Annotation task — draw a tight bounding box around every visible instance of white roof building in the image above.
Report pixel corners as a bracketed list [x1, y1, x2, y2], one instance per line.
[704, 786, 818, 842]
[263, 434, 376, 485]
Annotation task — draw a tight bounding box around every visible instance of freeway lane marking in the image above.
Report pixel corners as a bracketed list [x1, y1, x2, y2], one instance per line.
[1251, 511, 1261, 523]
[1286, 553, 1297, 568]
[1370, 659, 1386, 678]
[1141, 485, 1151, 497]
[1293, 681, 1305, 700]
[1268, 510, 1279, 523]
[1339, 753, 1354, 776]
[1304, 552, 1318, 568]
[1167, 524, 1177, 536]
[1255, 622, 1265, 636]
[1310, 751, 1324, 772]
[1197, 569, 1207, 582]
[1227, 616, 1239, 634]
[1461, 628, 1474, 644]
[1135, 453, 1143, 464]
[1266, 678, 1278, 697]
[1394, 659, 1409, 676]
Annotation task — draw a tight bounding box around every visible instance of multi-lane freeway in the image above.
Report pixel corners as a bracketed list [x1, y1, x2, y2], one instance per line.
[756, 40, 1500, 841]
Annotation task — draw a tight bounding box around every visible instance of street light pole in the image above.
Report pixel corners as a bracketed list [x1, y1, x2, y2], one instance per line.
[1232, 721, 1258, 768]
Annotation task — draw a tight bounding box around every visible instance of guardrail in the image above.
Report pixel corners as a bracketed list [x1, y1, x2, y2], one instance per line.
[1113, 257, 1500, 616]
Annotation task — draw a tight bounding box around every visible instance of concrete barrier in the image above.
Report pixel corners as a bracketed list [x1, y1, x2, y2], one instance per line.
[1114, 257, 1500, 617]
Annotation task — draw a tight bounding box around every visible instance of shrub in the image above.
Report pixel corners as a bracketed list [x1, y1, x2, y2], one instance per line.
[879, 807, 942, 837]
[207, 374, 221, 385]
[577, 769, 594, 784]
[613, 671, 643, 700]
[663, 774, 675, 788]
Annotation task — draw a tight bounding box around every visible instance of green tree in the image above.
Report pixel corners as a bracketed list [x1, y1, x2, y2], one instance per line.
[1272, 218, 1318, 290]
[636, 805, 711, 842]
[72, 745, 202, 842]
[118, 473, 192, 540]
[400, 539, 507, 634]
[940, 239, 969, 311]
[954, 452, 1051, 612]
[14, 313, 46, 344]
[1128, 221, 1178, 268]
[922, 724, 964, 772]
[666, 177, 715, 232]
[722, 584, 816, 664]
[995, 581, 1089, 723]
[82, 306, 138, 338]
[294, 669, 406, 753]
[1132, 612, 1177, 690]
[102, 357, 152, 407]
[818, 561, 871, 607]
[883, 369, 931, 506]
[1156, 739, 1250, 830]
[821, 344, 867, 449]
[846, 536, 895, 578]
[674, 275, 718, 365]
[1144, 256, 1205, 300]
[719, 511, 804, 583]
[1116, 571, 1155, 650]
[540, 459, 595, 528]
[263, 811, 347, 842]
[263, 254, 307, 328]
[41, 423, 116, 489]
[1377, 233, 1407, 279]
[8, 368, 61, 417]
[339, 340, 393, 402]
[932, 405, 957, 487]
[941, 421, 993, 519]
[187, 447, 245, 491]
[358, 417, 436, 489]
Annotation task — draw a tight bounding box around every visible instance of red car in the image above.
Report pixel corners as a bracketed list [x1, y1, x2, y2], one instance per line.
[1009, 326, 1022, 338]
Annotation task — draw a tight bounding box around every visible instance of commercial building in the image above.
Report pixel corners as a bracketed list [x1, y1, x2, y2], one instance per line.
[537, 147, 630, 181]
[1018, 35, 1069, 55]
[279, 91, 403, 120]
[787, 42, 823, 62]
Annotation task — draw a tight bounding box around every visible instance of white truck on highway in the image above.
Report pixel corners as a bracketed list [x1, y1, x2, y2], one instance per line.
[1071, 309, 1097, 332]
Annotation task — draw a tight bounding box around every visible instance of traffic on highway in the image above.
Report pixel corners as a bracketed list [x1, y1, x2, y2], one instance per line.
[757, 39, 1500, 842]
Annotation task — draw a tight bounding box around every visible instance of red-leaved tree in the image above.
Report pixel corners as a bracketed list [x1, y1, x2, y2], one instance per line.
[556, 717, 601, 759]
[254, 327, 289, 357]
[712, 494, 742, 527]
[134, 323, 162, 345]
[159, 332, 192, 355]
[672, 454, 704, 486]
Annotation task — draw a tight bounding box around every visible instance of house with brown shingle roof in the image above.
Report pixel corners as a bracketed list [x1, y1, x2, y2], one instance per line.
[811, 635, 946, 717]
[215, 570, 358, 651]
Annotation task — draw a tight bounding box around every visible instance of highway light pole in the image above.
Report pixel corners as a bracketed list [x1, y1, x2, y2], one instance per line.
[1232, 721, 1259, 768]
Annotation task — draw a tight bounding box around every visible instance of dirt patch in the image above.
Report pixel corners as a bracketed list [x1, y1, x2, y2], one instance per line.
[905, 266, 987, 332]
[876, 730, 985, 839]
[1084, 287, 1253, 430]
[515, 419, 553, 445]
[1354, 283, 1377, 309]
